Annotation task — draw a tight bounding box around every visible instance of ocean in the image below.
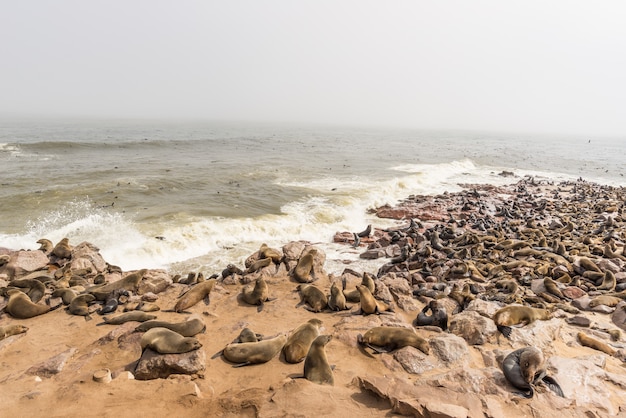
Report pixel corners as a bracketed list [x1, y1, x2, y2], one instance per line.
[1, 118, 624, 275]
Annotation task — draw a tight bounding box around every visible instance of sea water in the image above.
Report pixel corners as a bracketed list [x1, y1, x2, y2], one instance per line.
[1, 118, 624, 274]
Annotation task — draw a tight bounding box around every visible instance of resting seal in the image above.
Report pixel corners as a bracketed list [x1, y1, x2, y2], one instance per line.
[222, 334, 287, 367]
[88, 269, 147, 301]
[283, 318, 323, 363]
[52, 237, 72, 259]
[343, 272, 375, 303]
[241, 277, 275, 312]
[67, 293, 95, 319]
[578, 332, 617, 356]
[414, 300, 448, 331]
[502, 346, 564, 398]
[5, 289, 57, 319]
[259, 243, 282, 263]
[358, 326, 430, 355]
[173, 278, 216, 313]
[9, 278, 46, 303]
[98, 311, 157, 325]
[0, 324, 29, 341]
[135, 318, 206, 337]
[328, 281, 350, 311]
[296, 284, 327, 313]
[140, 327, 202, 354]
[493, 305, 552, 338]
[304, 335, 334, 385]
[356, 285, 392, 315]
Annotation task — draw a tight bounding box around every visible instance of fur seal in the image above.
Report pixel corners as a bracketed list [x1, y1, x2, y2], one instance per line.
[328, 281, 350, 311]
[304, 334, 334, 385]
[493, 305, 552, 338]
[98, 311, 157, 325]
[597, 270, 616, 291]
[259, 243, 282, 263]
[173, 278, 216, 313]
[67, 293, 95, 319]
[577, 332, 617, 356]
[0, 254, 10, 266]
[343, 272, 375, 303]
[296, 284, 327, 313]
[414, 300, 448, 331]
[9, 278, 46, 303]
[293, 248, 318, 283]
[52, 288, 77, 305]
[52, 237, 72, 259]
[140, 327, 202, 354]
[356, 285, 393, 315]
[0, 324, 29, 341]
[88, 269, 147, 301]
[97, 289, 129, 315]
[221, 264, 244, 280]
[37, 238, 53, 254]
[358, 326, 430, 355]
[222, 334, 287, 367]
[502, 347, 564, 398]
[241, 277, 275, 312]
[124, 301, 161, 312]
[5, 289, 58, 319]
[211, 327, 263, 359]
[135, 318, 206, 337]
[588, 295, 622, 308]
[245, 257, 272, 274]
[283, 318, 323, 363]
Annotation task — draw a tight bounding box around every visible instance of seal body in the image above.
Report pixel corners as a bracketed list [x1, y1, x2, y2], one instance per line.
[358, 326, 429, 354]
[135, 318, 206, 337]
[6, 289, 53, 319]
[328, 281, 349, 311]
[343, 272, 375, 303]
[0, 324, 29, 340]
[52, 237, 72, 259]
[415, 300, 448, 330]
[140, 327, 202, 354]
[88, 269, 147, 301]
[223, 334, 287, 366]
[174, 279, 216, 313]
[283, 319, 323, 363]
[293, 250, 316, 283]
[296, 284, 327, 312]
[578, 332, 617, 356]
[100, 311, 157, 325]
[493, 305, 552, 337]
[241, 277, 272, 311]
[357, 285, 392, 315]
[304, 335, 334, 385]
[68, 293, 95, 317]
[502, 347, 545, 398]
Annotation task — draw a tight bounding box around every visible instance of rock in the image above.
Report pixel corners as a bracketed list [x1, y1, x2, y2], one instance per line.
[69, 241, 108, 273]
[359, 248, 386, 260]
[137, 269, 172, 295]
[428, 333, 470, 366]
[449, 310, 497, 345]
[392, 346, 437, 374]
[425, 367, 505, 396]
[465, 299, 501, 318]
[562, 286, 587, 299]
[566, 316, 591, 327]
[1, 250, 49, 280]
[134, 348, 205, 380]
[26, 348, 78, 378]
[505, 318, 562, 351]
[572, 296, 591, 311]
[612, 301, 626, 332]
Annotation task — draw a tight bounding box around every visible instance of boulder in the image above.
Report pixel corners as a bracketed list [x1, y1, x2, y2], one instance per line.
[1, 250, 49, 280]
[26, 348, 78, 378]
[137, 269, 172, 295]
[134, 348, 205, 380]
[69, 241, 108, 273]
[449, 310, 497, 345]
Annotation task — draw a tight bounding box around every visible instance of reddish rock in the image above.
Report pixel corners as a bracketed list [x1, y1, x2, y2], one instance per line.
[562, 286, 587, 299]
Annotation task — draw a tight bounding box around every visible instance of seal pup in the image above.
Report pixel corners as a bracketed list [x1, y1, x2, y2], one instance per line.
[52, 237, 72, 259]
[283, 318, 323, 363]
[502, 347, 564, 398]
[5, 289, 59, 319]
[173, 278, 216, 313]
[355, 285, 393, 315]
[67, 293, 96, 320]
[493, 305, 553, 338]
[135, 318, 206, 337]
[221, 264, 244, 280]
[241, 277, 275, 312]
[222, 334, 287, 367]
[245, 257, 272, 274]
[414, 300, 448, 331]
[0, 324, 29, 341]
[97, 289, 130, 315]
[259, 243, 282, 263]
[51, 288, 78, 305]
[140, 327, 202, 354]
[328, 281, 350, 311]
[304, 335, 334, 385]
[357, 326, 430, 355]
[295, 284, 327, 313]
[98, 311, 157, 325]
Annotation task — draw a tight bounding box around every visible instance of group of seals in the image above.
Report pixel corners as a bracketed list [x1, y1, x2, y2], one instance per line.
[222, 334, 288, 367]
[140, 327, 202, 354]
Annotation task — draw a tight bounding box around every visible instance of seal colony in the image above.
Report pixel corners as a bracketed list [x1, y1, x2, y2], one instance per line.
[1, 178, 626, 416]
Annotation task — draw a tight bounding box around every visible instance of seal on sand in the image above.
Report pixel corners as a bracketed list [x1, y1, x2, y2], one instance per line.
[140, 327, 202, 354]
[283, 318, 323, 363]
[5, 289, 58, 319]
[222, 334, 287, 367]
[135, 318, 206, 337]
[357, 326, 430, 355]
[502, 346, 564, 398]
[293, 248, 318, 283]
[295, 284, 327, 313]
[328, 281, 350, 311]
[343, 272, 375, 303]
[173, 278, 216, 313]
[0, 324, 29, 341]
[492, 305, 552, 338]
[67, 293, 95, 320]
[241, 277, 275, 312]
[356, 285, 393, 315]
[98, 311, 157, 325]
[304, 334, 334, 385]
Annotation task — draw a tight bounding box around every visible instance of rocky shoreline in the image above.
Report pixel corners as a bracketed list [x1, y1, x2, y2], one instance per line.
[1, 177, 626, 417]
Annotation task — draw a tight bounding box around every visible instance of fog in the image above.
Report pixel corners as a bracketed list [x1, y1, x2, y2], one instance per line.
[1, 1, 625, 135]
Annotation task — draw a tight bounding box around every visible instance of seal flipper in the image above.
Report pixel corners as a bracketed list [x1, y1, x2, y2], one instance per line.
[257, 303, 264, 313]
[203, 294, 211, 306]
[497, 325, 513, 339]
[541, 375, 565, 397]
[232, 361, 251, 368]
[210, 349, 224, 359]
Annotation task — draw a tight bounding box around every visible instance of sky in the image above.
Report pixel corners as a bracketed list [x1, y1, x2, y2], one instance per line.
[1, 1, 625, 135]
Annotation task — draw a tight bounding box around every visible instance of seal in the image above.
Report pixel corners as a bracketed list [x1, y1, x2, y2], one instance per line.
[88, 269, 147, 301]
[221, 264, 244, 280]
[241, 277, 275, 312]
[295, 284, 327, 313]
[9, 278, 46, 303]
[0, 254, 10, 266]
[135, 318, 206, 337]
[597, 270, 616, 291]
[414, 299, 448, 331]
[588, 295, 621, 308]
[67, 293, 95, 320]
[343, 272, 375, 303]
[140, 327, 202, 354]
[245, 257, 272, 274]
[5, 289, 58, 319]
[502, 346, 564, 398]
[357, 326, 430, 355]
[259, 243, 282, 263]
[98, 311, 157, 325]
[124, 301, 161, 312]
[492, 305, 552, 338]
[173, 278, 216, 313]
[97, 289, 130, 315]
[36, 238, 53, 254]
[222, 334, 287, 367]
[328, 281, 350, 311]
[0, 324, 29, 341]
[578, 332, 617, 356]
[304, 334, 334, 385]
[51, 288, 77, 305]
[52, 237, 72, 259]
[293, 249, 317, 283]
[283, 318, 323, 363]
[211, 327, 263, 359]
[356, 285, 393, 315]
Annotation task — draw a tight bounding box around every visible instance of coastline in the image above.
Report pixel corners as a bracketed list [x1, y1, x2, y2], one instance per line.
[1, 177, 626, 417]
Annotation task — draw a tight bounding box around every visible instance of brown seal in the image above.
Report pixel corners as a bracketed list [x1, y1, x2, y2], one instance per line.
[135, 318, 206, 337]
[0, 324, 29, 341]
[304, 334, 334, 385]
[98, 311, 157, 325]
[589, 295, 621, 308]
[578, 332, 617, 356]
[296, 284, 327, 313]
[598, 270, 617, 291]
[502, 346, 564, 398]
[343, 272, 375, 303]
[259, 243, 282, 263]
[51, 288, 78, 305]
[173, 278, 216, 313]
[67, 293, 96, 319]
[222, 334, 287, 367]
[283, 318, 323, 363]
[357, 326, 430, 355]
[37, 238, 53, 254]
[9, 278, 46, 303]
[245, 257, 272, 274]
[140, 327, 202, 354]
[492, 305, 552, 338]
[88, 269, 147, 301]
[328, 281, 350, 311]
[356, 285, 392, 315]
[52, 237, 72, 259]
[293, 249, 317, 283]
[241, 277, 275, 312]
[5, 289, 57, 319]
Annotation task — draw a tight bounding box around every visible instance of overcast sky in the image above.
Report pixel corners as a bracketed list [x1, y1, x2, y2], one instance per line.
[1, 1, 625, 135]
